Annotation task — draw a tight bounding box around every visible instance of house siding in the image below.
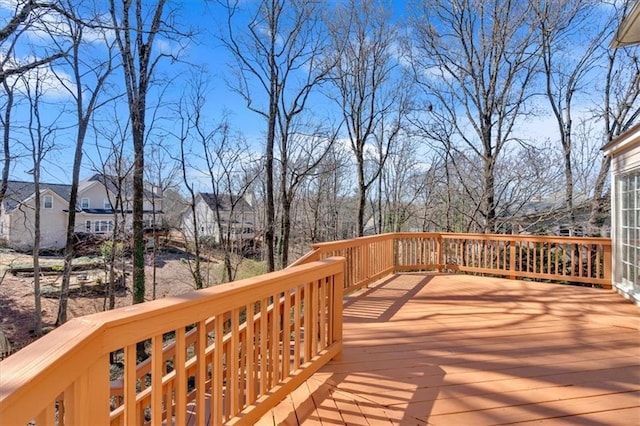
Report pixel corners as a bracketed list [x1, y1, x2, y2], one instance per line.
[1, 175, 164, 251]
[182, 194, 255, 245]
[7, 191, 68, 250]
[606, 125, 640, 306]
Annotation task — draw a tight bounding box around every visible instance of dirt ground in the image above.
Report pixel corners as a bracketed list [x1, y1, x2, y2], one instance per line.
[0, 250, 223, 355]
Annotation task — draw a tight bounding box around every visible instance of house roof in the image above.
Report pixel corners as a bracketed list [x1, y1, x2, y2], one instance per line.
[1, 180, 72, 212]
[199, 193, 253, 212]
[611, 1, 640, 47]
[85, 173, 163, 200]
[601, 122, 640, 156]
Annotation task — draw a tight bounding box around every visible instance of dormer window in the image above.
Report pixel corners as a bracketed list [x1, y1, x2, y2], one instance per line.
[43, 195, 53, 209]
[81, 198, 89, 209]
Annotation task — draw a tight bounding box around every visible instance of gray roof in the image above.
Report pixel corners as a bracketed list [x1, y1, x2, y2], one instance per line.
[199, 192, 252, 212]
[2, 180, 71, 212]
[86, 173, 162, 200]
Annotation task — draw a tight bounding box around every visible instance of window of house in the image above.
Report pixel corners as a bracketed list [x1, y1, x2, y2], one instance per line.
[94, 220, 113, 233]
[104, 198, 111, 209]
[85, 220, 91, 232]
[81, 198, 89, 209]
[43, 195, 53, 209]
[618, 170, 639, 288]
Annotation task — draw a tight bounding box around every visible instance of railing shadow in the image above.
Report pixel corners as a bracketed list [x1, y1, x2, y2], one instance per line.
[281, 273, 639, 425]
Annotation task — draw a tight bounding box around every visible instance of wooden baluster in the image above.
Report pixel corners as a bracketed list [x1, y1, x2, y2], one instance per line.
[509, 240, 516, 280]
[174, 328, 186, 425]
[293, 286, 302, 370]
[124, 344, 137, 425]
[259, 298, 268, 395]
[332, 269, 344, 361]
[165, 380, 173, 424]
[34, 401, 55, 425]
[213, 317, 223, 424]
[304, 282, 312, 363]
[151, 335, 163, 425]
[196, 321, 207, 426]
[230, 309, 240, 417]
[246, 302, 256, 404]
[319, 277, 327, 350]
[282, 288, 291, 380]
[312, 280, 320, 356]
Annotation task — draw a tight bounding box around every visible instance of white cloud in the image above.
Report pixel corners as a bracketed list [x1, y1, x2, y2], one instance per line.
[2, 54, 75, 99]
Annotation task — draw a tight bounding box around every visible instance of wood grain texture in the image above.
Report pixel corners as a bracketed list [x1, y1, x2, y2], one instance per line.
[261, 273, 639, 425]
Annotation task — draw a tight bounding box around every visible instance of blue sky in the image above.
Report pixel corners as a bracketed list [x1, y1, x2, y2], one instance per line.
[0, 0, 620, 194]
[2, 0, 421, 187]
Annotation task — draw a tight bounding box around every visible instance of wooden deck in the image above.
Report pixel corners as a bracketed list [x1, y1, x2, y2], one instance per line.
[257, 274, 640, 425]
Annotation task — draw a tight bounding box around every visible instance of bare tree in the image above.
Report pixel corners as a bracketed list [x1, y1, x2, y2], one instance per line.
[173, 93, 204, 289]
[53, 4, 116, 324]
[327, 0, 408, 236]
[91, 111, 134, 310]
[0, 0, 69, 84]
[0, 0, 69, 208]
[409, 0, 539, 232]
[200, 122, 258, 280]
[276, 123, 338, 266]
[534, 0, 610, 235]
[0, 78, 18, 209]
[109, 0, 183, 303]
[588, 5, 640, 235]
[300, 142, 353, 243]
[144, 143, 178, 298]
[22, 67, 57, 336]
[221, 0, 333, 271]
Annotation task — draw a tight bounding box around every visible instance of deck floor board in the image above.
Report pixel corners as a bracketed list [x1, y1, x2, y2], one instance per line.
[259, 274, 640, 425]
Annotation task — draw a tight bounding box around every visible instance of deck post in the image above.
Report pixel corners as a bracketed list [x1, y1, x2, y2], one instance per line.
[603, 243, 612, 285]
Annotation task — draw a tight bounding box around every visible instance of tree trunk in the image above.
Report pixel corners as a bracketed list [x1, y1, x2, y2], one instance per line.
[265, 92, 277, 272]
[0, 81, 12, 207]
[32, 182, 42, 336]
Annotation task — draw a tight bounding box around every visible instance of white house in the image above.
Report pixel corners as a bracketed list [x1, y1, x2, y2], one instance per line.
[181, 192, 254, 245]
[0, 174, 163, 251]
[602, 124, 640, 305]
[607, 3, 640, 304]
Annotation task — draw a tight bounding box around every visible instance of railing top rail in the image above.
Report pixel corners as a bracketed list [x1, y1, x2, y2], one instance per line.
[393, 232, 611, 244]
[311, 233, 396, 251]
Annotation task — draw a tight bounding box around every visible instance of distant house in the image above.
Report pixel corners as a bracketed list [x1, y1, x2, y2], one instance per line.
[602, 123, 640, 305]
[0, 174, 163, 251]
[503, 197, 610, 237]
[181, 192, 254, 245]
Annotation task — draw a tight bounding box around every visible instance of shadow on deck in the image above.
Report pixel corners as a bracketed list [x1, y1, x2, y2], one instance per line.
[258, 274, 640, 425]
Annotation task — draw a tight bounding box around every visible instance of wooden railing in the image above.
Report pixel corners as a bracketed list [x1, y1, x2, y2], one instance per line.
[289, 234, 396, 294]
[0, 233, 612, 425]
[292, 233, 612, 290]
[0, 258, 344, 425]
[393, 233, 612, 288]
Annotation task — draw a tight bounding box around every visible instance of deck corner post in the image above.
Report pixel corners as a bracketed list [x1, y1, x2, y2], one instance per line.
[603, 243, 612, 287]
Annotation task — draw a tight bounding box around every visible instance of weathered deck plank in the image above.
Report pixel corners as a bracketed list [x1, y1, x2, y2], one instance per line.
[260, 274, 640, 425]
